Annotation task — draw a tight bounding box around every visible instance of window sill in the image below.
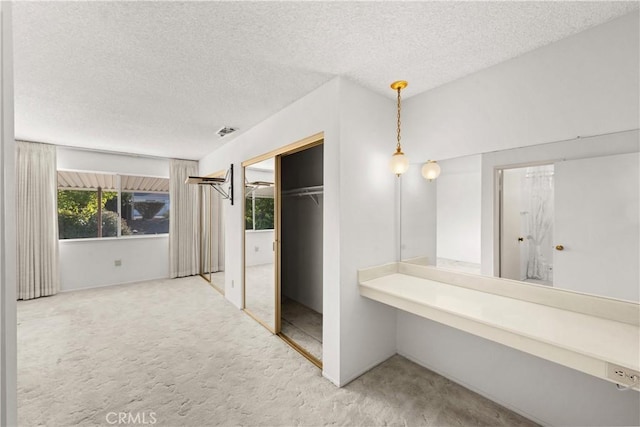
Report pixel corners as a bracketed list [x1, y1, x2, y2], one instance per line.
[59, 234, 169, 243]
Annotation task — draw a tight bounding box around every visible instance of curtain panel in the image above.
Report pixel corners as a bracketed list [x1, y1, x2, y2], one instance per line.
[216, 188, 225, 272]
[16, 141, 59, 300]
[200, 186, 224, 274]
[169, 159, 199, 278]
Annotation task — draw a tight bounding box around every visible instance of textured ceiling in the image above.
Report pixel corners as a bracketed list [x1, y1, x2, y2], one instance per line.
[13, 1, 639, 160]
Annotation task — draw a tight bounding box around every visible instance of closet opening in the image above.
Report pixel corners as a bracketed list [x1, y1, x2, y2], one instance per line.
[278, 143, 323, 367]
[241, 133, 324, 369]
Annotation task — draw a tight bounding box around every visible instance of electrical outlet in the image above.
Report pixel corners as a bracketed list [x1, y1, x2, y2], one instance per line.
[231, 280, 234, 288]
[114, 259, 122, 267]
[255, 246, 259, 252]
[607, 363, 640, 387]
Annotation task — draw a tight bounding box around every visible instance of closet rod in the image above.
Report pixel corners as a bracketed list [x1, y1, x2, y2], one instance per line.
[281, 185, 323, 197]
[282, 185, 323, 206]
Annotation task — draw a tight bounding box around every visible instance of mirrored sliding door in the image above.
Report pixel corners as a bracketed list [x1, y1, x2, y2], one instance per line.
[243, 158, 277, 331]
[200, 184, 225, 293]
[241, 133, 324, 367]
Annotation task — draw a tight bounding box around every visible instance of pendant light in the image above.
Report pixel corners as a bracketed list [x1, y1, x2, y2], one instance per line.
[421, 160, 441, 181]
[389, 80, 409, 176]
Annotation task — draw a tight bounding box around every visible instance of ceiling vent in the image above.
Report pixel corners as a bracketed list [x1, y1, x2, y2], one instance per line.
[217, 126, 237, 138]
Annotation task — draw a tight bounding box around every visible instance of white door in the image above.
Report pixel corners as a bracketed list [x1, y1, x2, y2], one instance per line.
[554, 152, 639, 301]
[500, 165, 555, 283]
[500, 169, 526, 281]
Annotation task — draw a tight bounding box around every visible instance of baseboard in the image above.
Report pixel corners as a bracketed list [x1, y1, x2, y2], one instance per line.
[338, 350, 397, 387]
[398, 349, 548, 427]
[59, 275, 171, 293]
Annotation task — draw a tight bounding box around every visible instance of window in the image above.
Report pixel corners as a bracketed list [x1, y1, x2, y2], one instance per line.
[57, 171, 169, 239]
[245, 192, 274, 231]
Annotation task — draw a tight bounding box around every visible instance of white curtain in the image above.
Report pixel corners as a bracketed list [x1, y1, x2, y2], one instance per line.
[217, 193, 225, 272]
[209, 187, 224, 273]
[524, 165, 554, 280]
[169, 159, 199, 278]
[211, 187, 222, 272]
[200, 186, 224, 274]
[16, 141, 59, 300]
[200, 186, 209, 274]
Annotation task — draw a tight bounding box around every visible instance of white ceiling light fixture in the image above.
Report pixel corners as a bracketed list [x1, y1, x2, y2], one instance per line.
[421, 160, 441, 181]
[389, 80, 410, 177]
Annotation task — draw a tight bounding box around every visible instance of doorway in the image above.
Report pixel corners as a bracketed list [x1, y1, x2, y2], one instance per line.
[499, 164, 554, 285]
[279, 144, 323, 365]
[499, 153, 639, 299]
[242, 134, 324, 368]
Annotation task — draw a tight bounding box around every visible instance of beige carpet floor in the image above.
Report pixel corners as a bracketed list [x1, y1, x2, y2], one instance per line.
[18, 276, 536, 427]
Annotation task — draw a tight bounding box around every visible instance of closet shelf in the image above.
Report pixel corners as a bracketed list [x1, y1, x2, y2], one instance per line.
[245, 181, 274, 198]
[282, 185, 323, 205]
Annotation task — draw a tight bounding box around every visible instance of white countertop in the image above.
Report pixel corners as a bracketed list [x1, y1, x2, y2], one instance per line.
[360, 272, 640, 374]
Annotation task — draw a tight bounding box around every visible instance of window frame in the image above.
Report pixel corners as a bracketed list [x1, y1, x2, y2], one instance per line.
[57, 169, 170, 241]
[245, 191, 274, 232]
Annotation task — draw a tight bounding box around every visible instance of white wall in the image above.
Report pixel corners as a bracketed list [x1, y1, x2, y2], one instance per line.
[337, 79, 398, 384]
[199, 78, 345, 384]
[0, 2, 16, 424]
[403, 12, 639, 162]
[398, 12, 640, 426]
[59, 236, 169, 291]
[245, 231, 274, 267]
[397, 312, 640, 427]
[400, 154, 481, 267]
[400, 165, 437, 264]
[199, 77, 399, 386]
[436, 155, 481, 264]
[57, 147, 171, 290]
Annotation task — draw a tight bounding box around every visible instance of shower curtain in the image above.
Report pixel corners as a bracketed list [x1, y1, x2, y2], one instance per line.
[524, 165, 554, 280]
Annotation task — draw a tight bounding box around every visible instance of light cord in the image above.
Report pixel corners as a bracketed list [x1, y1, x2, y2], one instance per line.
[396, 87, 402, 153]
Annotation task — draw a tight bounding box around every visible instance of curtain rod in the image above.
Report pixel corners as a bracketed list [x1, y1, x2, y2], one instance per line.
[17, 139, 196, 162]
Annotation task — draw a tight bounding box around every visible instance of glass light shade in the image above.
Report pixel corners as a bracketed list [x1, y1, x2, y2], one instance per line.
[389, 151, 409, 176]
[421, 161, 441, 181]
